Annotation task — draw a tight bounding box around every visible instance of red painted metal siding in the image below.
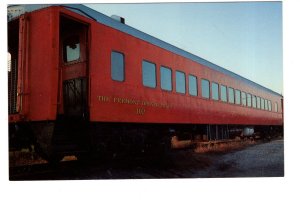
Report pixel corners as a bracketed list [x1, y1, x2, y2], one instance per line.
[22, 8, 60, 121]
[88, 20, 283, 126]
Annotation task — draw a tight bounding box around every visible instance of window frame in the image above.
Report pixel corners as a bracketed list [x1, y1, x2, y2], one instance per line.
[247, 93, 252, 107]
[264, 99, 268, 110]
[228, 87, 235, 104]
[142, 60, 157, 88]
[235, 89, 241, 105]
[275, 102, 278, 112]
[212, 82, 219, 101]
[268, 100, 272, 111]
[220, 85, 227, 102]
[63, 35, 81, 63]
[241, 92, 246, 106]
[261, 98, 265, 110]
[111, 51, 125, 82]
[252, 95, 257, 108]
[257, 96, 261, 109]
[175, 70, 186, 94]
[160, 66, 172, 91]
[201, 79, 210, 99]
[188, 74, 198, 96]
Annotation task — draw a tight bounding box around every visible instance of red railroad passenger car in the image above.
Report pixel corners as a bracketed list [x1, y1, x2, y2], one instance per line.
[8, 4, 283, 161]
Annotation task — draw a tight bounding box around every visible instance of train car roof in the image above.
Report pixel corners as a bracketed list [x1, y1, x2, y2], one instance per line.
[7, 4, 282, 97]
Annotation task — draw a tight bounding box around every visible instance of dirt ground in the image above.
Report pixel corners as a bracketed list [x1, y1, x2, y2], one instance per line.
[195, 139, 284, 177]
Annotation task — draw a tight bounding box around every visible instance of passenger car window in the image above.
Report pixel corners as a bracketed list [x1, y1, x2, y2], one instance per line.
[235, 89, 241, 105]
[111, 51, 125, 81]
[63, 35, 80, 62]
[228, 87, 234, 104]
[268, 100, 272, 111]
[212, 82, 219, 100]
[261, 98, 265, 110]
[264, 99, 268, 110]
[160, 66, 172, 91]
[189, 75, 198, 96]
[241, 92, 246, 106]
[247, 93, 252, 107]
[252, 95, 257, 108]
[275, 102, 278, 112]
[142, 60, 156, 88]
[221, 85, 227, 102]
[257, 97, 261, 109]
[201, 79, 210, 98]
[176, 71, 186, 94]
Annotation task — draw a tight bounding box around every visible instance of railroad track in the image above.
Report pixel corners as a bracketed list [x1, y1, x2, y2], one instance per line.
[10, 138, 277, 180]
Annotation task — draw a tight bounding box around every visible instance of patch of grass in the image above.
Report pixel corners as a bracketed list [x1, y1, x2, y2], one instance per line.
[9, 150, 47, 167]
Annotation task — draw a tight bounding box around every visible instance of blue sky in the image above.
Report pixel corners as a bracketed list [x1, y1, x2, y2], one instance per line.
[86, 2, 283, 94]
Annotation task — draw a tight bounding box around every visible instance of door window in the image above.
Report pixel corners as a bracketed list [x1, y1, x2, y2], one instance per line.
[63, 35, 80, 62]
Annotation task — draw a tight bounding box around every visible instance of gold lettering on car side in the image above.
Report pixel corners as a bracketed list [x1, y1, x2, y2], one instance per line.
[97, 95, 110, 102]
[96, 95, 171, 115]
[136, 107, 146, 115]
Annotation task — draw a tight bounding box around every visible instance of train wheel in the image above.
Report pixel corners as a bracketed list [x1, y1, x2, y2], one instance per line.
[32, 140, 60, 164]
